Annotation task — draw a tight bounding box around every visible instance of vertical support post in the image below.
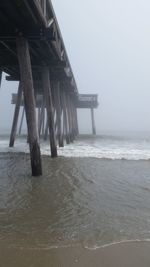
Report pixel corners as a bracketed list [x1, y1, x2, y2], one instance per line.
[70, 98, 77, 140]
[0, 71, 2, 88]
[42, 107, 45, 137]
[38, 96, 45, 138]
[52, 85, 58, 141]
[41, 0, 46, 16]
[18, 107, 25, 135]
[42, 66, 57, 157]
[55, 82, 64, 147]
[44, 117, 49, 141]
[9, 83, 22, 147]
[38, 107, 41, 136]
[61, 90, 70, 144]
[74, 107, 79, 136]
[16, 37, 42, 176]
[66, 94, 74, 142]
[71, 99, 79, 138]
[91, 108, 96, 135]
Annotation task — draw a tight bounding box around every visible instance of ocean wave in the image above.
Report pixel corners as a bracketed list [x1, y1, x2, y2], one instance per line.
[1, 138, 150, 160]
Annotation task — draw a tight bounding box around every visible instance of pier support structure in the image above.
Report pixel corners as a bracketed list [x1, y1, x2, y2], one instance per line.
[9, 83, 22, 147]
[38, 96, 45, 138]
[91, 108, 96, 135]
[18, 107, 25, 135]
[0, 0, 99, 177]
[66, 94, 74, 142]
[75, 94, 98, 135]
[62, 90, 70, 144]
[53, 82, 64, 147]
[42, 66, 57, 157]
[16, 37, 42, 176]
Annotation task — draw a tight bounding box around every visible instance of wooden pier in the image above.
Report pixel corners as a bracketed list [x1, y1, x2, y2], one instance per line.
[0, 0, 98, 176]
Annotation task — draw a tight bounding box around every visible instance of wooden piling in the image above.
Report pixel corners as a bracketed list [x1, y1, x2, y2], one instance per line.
[74, 107, 79, 136]
[42, 107, 45, 137]
[66, 94, 71, 142]
[70, 98, 77, 139]
[55, 82, 64, 147]
[91, 108, 96, 135]
[42, 66, 57, 157]
[9, 83, 22, 147]
[71, 100, 79, 138]
[44, 117, 49, 141]
[38, 96, 45, 138]
[0, 71, 2, 88]
[38, 107, 41, 135]
[52, 84, 58, 142]
[16, 37, 42, 176]
[66, 94, 74, 142]
[18, 107, 25, 135]
[61, 90, 70, 144]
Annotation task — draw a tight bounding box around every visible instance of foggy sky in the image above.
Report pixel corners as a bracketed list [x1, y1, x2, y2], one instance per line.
[1, 0, 150, 134]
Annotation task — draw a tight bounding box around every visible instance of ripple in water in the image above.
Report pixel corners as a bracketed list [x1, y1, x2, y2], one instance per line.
[1, 153, 150, 249]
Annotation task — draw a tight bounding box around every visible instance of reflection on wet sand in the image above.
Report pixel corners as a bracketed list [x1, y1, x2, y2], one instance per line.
[1, 241, 150, 267]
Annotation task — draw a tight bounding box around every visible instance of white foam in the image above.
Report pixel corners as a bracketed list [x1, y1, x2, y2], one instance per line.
[7, 239, 150, 251]
[1, 137, 150, 160]
[84, 239, 150, 250]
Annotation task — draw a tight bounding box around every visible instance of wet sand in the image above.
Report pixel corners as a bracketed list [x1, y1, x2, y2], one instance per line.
[1, 241, 150, 267]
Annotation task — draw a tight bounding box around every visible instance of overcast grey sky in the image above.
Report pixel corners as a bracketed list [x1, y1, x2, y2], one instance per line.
[0, 0, 150, 134]
[52, 0, 150, 133]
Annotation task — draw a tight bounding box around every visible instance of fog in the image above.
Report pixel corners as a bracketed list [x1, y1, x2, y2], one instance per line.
[1, 0, 150, 134]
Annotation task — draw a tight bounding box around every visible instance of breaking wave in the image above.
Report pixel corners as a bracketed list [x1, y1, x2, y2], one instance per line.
[1, 134, 150, 160]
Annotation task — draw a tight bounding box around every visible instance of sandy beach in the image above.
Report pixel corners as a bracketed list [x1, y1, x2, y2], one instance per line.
[0, 241, 150, 267]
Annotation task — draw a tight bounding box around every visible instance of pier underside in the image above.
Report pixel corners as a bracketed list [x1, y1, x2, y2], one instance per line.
[0, 0, 98, 175]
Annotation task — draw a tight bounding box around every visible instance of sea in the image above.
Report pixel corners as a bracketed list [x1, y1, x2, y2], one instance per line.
[1, 132, 150, 251]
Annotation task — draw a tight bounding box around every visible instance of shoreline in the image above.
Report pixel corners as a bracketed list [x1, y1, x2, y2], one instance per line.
[1, 241, 150, 267]
[1, 151, 150, 162]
